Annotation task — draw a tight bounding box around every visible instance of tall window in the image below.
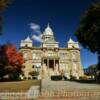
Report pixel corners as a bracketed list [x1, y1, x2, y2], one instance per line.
[60, 53, 67, 59]
[73, 63, 77, 70]
[33, 53, 36, 59]
[33, 53, 41, 59]
[23, 53, 28, 60]
[72, 53, 76, 59]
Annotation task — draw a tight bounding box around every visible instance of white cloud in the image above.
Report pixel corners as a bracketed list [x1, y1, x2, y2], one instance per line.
[32, 35, 43, 42]
[30, 23, 43, 42]
[30, 23, 41, 34]
[30, 23, 40, 30]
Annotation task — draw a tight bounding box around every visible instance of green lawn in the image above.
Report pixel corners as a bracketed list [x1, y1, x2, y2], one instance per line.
[0, 80, 40, 92]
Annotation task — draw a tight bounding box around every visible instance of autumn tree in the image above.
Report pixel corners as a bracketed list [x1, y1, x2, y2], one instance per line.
[0, 44, 24, 80]
[75, 1, 100, 82]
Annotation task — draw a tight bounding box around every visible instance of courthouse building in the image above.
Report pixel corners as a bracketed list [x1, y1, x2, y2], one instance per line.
[19, 24, 84, 79]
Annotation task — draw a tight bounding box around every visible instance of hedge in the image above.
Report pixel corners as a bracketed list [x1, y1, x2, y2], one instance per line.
[51, 75, 62, 81]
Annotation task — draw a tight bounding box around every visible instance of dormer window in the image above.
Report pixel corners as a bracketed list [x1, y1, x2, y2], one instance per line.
[25, 44, 28, 47]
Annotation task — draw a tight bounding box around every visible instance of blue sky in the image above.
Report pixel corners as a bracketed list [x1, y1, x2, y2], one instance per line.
[0, 0, 98, 68]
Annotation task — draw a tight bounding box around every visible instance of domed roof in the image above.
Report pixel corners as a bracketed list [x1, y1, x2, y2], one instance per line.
[43, 24, 53, 35]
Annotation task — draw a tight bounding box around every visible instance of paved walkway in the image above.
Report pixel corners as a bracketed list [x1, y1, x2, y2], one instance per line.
[42, 79, 100, 91]
[40, 79, 100, 99]
[37, 97, 100, 100]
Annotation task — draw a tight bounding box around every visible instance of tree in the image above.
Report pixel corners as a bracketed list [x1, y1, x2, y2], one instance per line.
[89, 64, 97, 79]
[0, 0, 12, 33]
[75, 1, 100, 81]
[0, 44, 24, 80]
[29, 71, 39, 77]
[84, 64, 97, 79]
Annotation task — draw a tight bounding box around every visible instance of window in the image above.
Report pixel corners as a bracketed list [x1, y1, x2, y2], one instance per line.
[25, 44, 28, 47]
[32, 65, 34, 68]
[73, 63, 77, 70]
[60, 53, 67, 59]
[33, 53, 41, 59]
[23, 53, 28, 60]
[72, 53, 76, 59]
[33, 53, 36, 59]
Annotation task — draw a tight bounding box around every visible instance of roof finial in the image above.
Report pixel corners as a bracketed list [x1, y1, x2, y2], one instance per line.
[47, 23, 50, 28]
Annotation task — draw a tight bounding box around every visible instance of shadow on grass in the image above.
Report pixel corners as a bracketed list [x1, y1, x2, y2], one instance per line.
[63, 78, 99, 84]
[69, 79, 100, 84]
[75, 79, 97, 84]
[0, 78, 22, 82]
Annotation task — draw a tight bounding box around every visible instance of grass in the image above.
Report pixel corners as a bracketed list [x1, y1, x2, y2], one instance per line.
[0, 80, 40, 92]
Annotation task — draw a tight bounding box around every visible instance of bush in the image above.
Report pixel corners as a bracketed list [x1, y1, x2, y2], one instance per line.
[51, 75, 62, 81]
[79, 75, 88, 80]
[28, 77, 31, 80]
[70, 75, 77, 81]
[8, 72, 21, 81]
[24, 77, 27, 80]
[28, 71, 39, 76]
[32, 76, 38, 80]
[63, 76, 68, 80]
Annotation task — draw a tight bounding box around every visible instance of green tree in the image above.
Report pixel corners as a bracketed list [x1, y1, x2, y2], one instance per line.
[0, 0, 12, 33]
[85, 64, 97, 79]
[29, 71, 39, 77]
[75, 1, 100, 82]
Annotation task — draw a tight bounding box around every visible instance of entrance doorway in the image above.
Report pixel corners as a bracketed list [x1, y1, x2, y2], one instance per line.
[44, 59, 47, 66]
[43, 59, 59, 70]
[49, 60, 54, 69]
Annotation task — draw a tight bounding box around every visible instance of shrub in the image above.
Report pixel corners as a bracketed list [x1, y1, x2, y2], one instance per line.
[28, 71, 39, 76]
[28, 77, 31, 80]
[24, 77, 27, 80]
[51, 75, 62, 81]
[63, 76, 68, 80]
[79, 75, 88, 80]
[32, 76, 37, 80]
[70, 75, 77, 81]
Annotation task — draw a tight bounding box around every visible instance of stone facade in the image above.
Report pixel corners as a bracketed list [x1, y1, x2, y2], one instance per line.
[19, 24, 84, 79]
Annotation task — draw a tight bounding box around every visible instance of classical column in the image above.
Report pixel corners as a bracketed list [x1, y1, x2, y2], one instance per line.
[41, 58, 44, 70]
[47, 59, 49, 76]
[47, 59, 49, 69]
[57, 60, 59, 71]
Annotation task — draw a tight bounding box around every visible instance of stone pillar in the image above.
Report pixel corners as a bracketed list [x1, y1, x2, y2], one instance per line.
[54, 59, 55, 70]
[47, 59, 49, 69]
[58, 60, 59, 71]
[47, 59, 49, 76]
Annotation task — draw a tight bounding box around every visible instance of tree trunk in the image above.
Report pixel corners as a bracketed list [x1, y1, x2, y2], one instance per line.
[0, 16, 3, 34]
[96, 54, 100, 83]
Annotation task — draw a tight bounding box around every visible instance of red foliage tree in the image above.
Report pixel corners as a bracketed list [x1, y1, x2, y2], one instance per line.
[5, 44, 24, 67]
[0, 44, 24, 80]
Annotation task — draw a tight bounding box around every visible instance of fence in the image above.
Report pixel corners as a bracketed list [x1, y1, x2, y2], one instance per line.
[40, 89, 100, 98]
[0, 88, 100, 99]
[0, 86, 40, 99]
